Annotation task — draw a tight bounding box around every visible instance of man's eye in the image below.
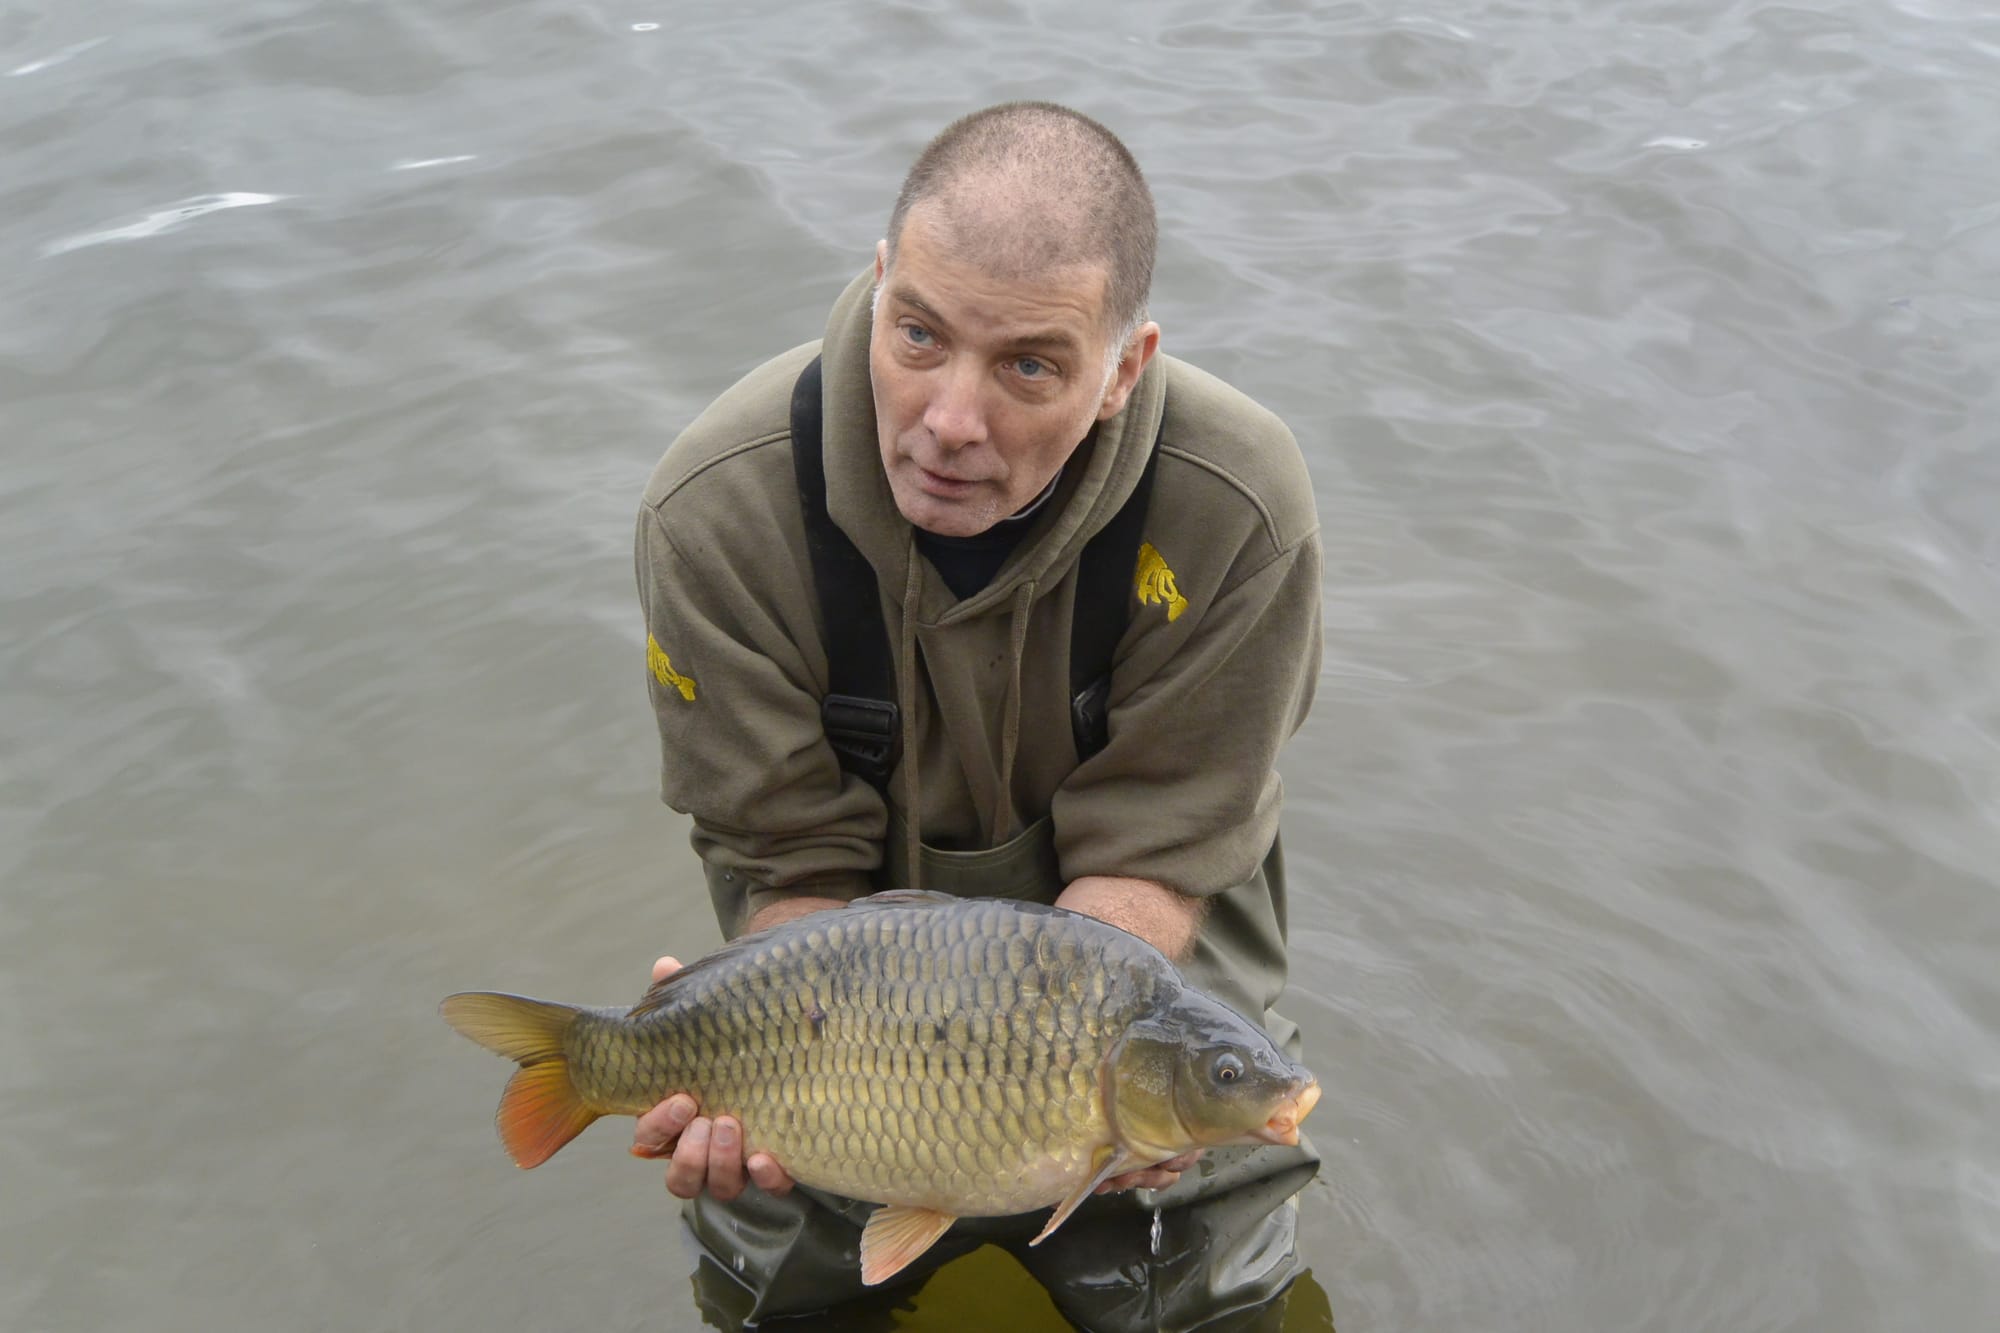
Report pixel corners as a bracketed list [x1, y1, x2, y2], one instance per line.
[1014, 357, 1049, 379]
[902, 324, 935, 347]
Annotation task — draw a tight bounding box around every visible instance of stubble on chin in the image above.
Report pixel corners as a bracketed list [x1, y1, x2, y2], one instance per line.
[892, 469, 1008, 537]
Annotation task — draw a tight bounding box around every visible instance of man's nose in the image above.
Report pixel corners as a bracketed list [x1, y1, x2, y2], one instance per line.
[922, 363, 987, 450]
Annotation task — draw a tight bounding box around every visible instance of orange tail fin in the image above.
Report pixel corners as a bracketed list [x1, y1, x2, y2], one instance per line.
[440, 992, 602, 1168]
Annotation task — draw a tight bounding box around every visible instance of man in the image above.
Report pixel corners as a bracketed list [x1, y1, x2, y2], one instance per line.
[632, 102, 1323, 1330]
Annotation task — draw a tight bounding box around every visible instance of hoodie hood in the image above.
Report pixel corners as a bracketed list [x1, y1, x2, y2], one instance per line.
[818, 267, 1166, 622]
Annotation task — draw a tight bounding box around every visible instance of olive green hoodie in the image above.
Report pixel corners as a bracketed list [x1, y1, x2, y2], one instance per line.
[638, 269, 1321, 1040]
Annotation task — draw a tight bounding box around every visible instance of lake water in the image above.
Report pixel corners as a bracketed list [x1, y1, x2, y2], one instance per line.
[4, 2, 1997, 1330]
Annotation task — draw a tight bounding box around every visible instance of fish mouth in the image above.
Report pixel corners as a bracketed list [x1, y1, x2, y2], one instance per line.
[1255, 1079, 1322, 1147]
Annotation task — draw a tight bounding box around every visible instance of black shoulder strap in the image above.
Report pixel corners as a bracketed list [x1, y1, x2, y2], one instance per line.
[790, 356, 900, 788]
[1068, 431, 1160, 759]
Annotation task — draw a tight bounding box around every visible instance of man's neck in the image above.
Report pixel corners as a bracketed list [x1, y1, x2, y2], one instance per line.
[998, 468, 1063, 525]
[913, 466, 1064, 599]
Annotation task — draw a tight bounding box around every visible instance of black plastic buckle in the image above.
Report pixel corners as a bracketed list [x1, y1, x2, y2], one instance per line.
[1071, 675, 1111, 759]
[822, 694, 901, 788]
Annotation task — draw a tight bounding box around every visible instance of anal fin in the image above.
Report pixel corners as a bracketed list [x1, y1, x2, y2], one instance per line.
[859, 1204, 957, 1285]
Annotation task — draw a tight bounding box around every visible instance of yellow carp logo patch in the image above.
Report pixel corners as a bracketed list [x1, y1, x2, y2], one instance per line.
[646, 634, 697, 701]
[1134, 542, 1188, 622]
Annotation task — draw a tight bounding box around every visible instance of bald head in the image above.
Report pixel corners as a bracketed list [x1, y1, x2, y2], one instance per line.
[884, 102, 1157, 351]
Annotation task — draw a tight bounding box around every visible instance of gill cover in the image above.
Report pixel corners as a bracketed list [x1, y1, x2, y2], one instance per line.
[1104, 1016, 1198, 1161]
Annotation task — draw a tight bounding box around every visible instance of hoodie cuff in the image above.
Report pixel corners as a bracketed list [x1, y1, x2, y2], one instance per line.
[702, 859, 874, 938]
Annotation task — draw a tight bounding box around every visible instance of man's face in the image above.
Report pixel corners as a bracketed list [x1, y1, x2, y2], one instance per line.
[868, 207, 1156, 537]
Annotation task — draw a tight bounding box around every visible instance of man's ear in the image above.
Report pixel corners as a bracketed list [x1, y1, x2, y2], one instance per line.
[1098, 322, 1162, 420]
[875, 239, 888, 283]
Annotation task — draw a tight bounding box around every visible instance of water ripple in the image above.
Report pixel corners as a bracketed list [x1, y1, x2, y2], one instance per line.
[40, 192, 287, 257]
[4, 1, 1999, 1330]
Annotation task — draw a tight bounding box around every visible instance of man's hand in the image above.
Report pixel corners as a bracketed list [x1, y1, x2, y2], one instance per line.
[1057, 875, 1206, 962]
[1095, 1151, 1203, 1195]
[629, 955, 795, 1201]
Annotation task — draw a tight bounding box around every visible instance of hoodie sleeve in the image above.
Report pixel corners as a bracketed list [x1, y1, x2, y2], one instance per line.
[635, 498, 883, 930]
[1049, 489, 1323, 898]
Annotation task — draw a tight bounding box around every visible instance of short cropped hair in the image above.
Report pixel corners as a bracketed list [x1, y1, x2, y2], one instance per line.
[884, 102, 1157, 351]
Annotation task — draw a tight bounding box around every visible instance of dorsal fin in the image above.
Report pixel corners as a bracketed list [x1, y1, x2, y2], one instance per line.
[624, 929, 772, 1019]
[848, 889, 959, 910]
[624, 891, 959, 1021]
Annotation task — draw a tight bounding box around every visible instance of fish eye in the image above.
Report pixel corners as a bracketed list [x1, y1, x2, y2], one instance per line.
[1214, 1052, 1244, 1083]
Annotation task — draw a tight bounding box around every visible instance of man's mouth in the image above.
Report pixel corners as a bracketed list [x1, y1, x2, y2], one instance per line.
[916, 465, 981, 495]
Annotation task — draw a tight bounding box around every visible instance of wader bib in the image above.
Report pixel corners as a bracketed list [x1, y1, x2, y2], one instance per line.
[683, 360, 1318, 1331]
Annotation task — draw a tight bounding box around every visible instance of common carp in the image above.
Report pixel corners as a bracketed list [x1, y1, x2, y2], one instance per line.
[441, 890, 1320, 1284]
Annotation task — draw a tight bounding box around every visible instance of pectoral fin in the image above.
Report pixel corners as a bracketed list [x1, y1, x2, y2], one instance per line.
[859, 1204, 957, 1285]
[1029, 1144, 1151, 1247]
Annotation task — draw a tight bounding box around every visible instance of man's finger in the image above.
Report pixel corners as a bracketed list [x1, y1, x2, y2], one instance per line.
[631, 1093, 698, 1158]
[707, 1117, 746, 1202]
[664, 1117, 712, 1198]
[651, 956, 682, 984]
[1094, 1166, 1182, 1194]
[747, 1152, 794, 1198]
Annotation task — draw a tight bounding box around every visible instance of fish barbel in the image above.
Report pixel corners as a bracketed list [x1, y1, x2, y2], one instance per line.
[441, 890, 1320, 1284]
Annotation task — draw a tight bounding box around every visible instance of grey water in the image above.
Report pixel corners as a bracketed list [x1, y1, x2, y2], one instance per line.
[4, 2, 1997, 1330]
